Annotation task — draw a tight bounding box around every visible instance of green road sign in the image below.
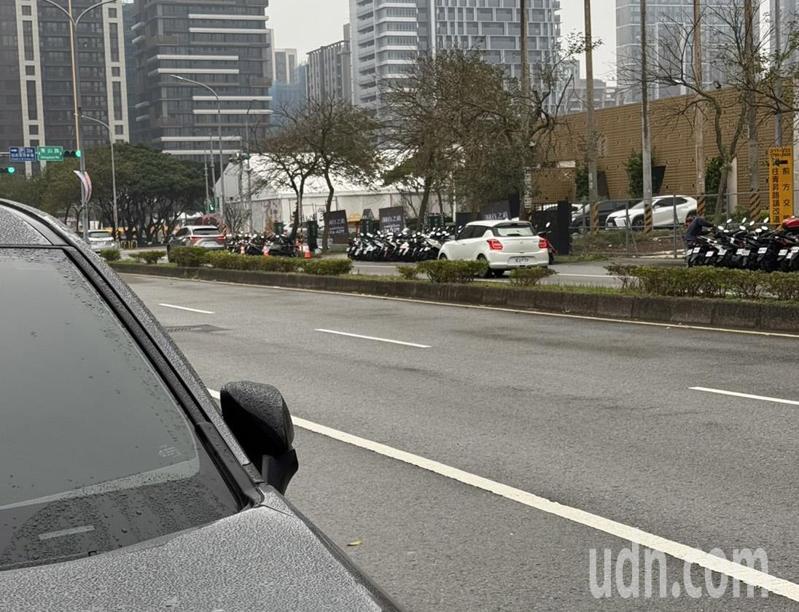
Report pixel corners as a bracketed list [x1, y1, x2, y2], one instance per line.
[37, 146, 64, 162]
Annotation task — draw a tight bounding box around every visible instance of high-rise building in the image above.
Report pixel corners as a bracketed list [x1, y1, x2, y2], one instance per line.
[616, 0, 759, 103]
[273, 47, 298, 85]
[307, 24, 352, 103]
[128, 0, 272, 158]
[271, 63, 309, 124]
[0, 0, 129, 173]
[349, 0, 560, 111]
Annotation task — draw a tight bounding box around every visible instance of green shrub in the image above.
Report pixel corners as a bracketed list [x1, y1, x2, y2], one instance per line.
[397, 265, 418, 280]
[606, 264, 640, 290]
[99, 248, 121, 262]
[417, 259, 487, 283]
[509, 267, 555, 287]
[724, 269, 766, 300]
[765, 272, 799, 302]
[171, 246, 208, 268]
[259, 256, 303, 273]
[130, 250, 166, 265]
[299, 258, 353, 276]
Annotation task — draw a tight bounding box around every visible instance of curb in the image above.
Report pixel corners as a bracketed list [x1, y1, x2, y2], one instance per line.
[111, 262, 799, 334]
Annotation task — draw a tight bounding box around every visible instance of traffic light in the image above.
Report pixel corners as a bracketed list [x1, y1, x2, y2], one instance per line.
[0, 167, 16, 175]
[64, 150, 82, 159]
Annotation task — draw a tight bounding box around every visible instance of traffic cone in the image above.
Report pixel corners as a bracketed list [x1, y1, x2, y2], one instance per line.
[303, 243, 312, 259]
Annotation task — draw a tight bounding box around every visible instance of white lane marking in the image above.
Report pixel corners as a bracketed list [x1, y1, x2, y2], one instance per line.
[207, 385, 799, 602]
[122, 274, 799, 340]
[691, 387, 799, 407]
[315, 328, 431, 349]
[38, 525, 95, 541]
[159, 303, 215, 315]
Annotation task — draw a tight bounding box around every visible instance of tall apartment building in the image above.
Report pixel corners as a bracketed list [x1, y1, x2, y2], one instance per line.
[307, 24, 352, 103]
[349, 0, 560, 110]
[616, 0, 759, 103]
[0, 0, 129, 173]
[273, 47, 298, 84]
[129, 0, 272, 158]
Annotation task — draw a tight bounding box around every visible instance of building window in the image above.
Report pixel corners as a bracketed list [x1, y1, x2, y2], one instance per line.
[109, 23, 119, 62]
[25, 65, 35, 76]
[115, 125, 124, 135]
[29, 124, 39, 135]
[108, 7, 117, 18]
[112, 82, 122, 118]
[23, 21, 34, 61]
[112, 66, 120, 76]
[22, 5, 31, 15]
[26, 81, 38, 121]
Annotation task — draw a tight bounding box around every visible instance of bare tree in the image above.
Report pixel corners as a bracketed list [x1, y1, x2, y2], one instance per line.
[382, 46, 582, 222]
[253, 122, 320, 240]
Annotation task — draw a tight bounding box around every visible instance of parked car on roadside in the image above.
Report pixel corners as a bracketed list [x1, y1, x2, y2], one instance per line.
[0, 199, 398, 612]
[570, 201, 630, 233]
[438, 220, 549, 276]
[167, 225, 226, 256]
[86, 229, 115, 252]
[605, 195, 698, 230]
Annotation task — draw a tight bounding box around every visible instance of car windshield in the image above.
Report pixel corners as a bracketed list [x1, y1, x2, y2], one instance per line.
[88, 231, 112, 239]
[493, 223, 534, 237]
[191, 228, 220, 236]
[0, 249, 240, 571]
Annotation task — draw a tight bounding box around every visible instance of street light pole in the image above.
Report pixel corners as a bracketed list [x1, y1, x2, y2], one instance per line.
[168, 74, 227, 224]
[39, 0, 118, 240]
[641, 0, 653, 232]
[80, 114, 118, 244]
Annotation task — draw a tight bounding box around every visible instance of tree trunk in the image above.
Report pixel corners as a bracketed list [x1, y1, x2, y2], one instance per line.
[716, 162, 730, 222]
[322, 170, 335, 252]
[418, 176, 433, 228]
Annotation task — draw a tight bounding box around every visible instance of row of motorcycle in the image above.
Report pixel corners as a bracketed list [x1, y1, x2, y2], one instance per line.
[225, 233, 300, 257]
[347, 228, 453, 262]
[687, 217, 799, 272]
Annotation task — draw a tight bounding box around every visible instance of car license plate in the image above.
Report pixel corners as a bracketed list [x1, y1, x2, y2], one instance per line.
[691, 248, 699, 255]
[511, 257, 532, 264]
[705, 251, 714, 257]
[779, 249, 788, 257]
[758, 247, 768, 254]
[718, 249, 726, 256]
[738, 249, 750, 256]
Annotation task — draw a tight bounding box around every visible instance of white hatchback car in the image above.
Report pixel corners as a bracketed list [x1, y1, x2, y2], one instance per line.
[605, 195, 698, 230]
[439, 220, 549, 276]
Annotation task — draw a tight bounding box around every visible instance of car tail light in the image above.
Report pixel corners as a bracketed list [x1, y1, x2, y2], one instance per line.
[487, 239, 503, 251]
[189, 236, 201, 244]
[539, 238, 549, 249]
[216, 236, 225, 244]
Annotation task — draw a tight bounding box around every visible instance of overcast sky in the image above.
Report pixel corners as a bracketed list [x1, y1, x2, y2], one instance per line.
[269, 0, 618, 82]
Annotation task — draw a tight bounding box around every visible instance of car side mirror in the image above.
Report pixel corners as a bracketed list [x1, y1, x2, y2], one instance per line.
[221, 381, 298, 494]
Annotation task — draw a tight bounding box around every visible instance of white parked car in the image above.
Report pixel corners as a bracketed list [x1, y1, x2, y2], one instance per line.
[438, 220, 549, 277]
[605, 195, 698, 230]
[86, 230, 115, 252]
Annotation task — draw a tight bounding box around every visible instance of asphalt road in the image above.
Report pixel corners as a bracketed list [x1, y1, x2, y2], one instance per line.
[123, 273, 799, 611]
[350, 260, 625, 288]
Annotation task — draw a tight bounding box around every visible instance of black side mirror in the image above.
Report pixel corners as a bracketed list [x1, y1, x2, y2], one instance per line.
[221, 381, 298, 494]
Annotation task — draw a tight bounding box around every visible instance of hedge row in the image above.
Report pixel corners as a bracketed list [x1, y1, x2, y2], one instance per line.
[608, 265, 799, 301]
[169, 247, 353, 276]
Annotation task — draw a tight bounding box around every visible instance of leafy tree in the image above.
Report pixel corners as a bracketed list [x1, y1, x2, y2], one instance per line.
[625, 151, 658, 200]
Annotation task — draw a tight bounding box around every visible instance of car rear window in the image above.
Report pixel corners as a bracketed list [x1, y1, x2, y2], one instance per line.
[88, 231, 113, 239]
[0, 249, 240, 570]
[493, 223, 534, 237]
[191, 228, 220, 236]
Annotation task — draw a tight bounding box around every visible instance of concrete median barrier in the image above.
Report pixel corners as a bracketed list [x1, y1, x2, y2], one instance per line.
[112, 262, 799, 333]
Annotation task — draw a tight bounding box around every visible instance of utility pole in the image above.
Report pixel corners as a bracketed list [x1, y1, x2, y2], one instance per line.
[774, 0, 783, 145]
[641, 0, 653, 233]
[520, 0, 529, 96]
[584, 0, 599, 232]
[693, 0, 705, 217]
[520, 0, 532, 220]
[744, 0, 761, 218]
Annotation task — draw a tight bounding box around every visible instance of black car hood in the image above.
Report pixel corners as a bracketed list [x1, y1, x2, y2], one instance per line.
[0, 493, 395, 611]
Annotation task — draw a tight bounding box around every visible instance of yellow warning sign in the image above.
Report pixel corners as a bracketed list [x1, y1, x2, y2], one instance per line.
[768, 146, 794, 224]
